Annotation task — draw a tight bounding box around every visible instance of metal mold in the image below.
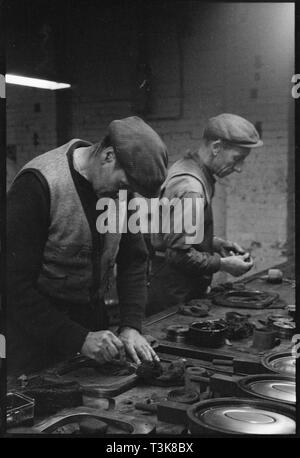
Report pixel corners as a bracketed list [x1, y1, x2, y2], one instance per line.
[212, 290, 279, 309]
[187, 398, 296, 435]
[189, 320, 227, 348]
[48, 355, 138, 397]
[262, 352, 296, 377]
[32, 406, 155, 434]
[238, 374, 295, 405]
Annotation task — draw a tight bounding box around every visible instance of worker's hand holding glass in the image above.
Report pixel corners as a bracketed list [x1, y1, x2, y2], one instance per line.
[213, 236, 246, 257]
[118, 327, 160, 365]
[80, 330, 125, 363]
[219, 252, 254, 276]
[80, 327, 159, 365]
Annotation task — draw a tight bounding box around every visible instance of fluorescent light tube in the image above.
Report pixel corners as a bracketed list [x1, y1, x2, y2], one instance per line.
[5, 74, 71, 90]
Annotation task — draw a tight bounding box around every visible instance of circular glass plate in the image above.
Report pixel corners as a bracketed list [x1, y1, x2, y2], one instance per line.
[248, 380, 295, 404]
[262, 353, 296, 377]
[199, 405, 295, 434]
[270, 356, 296, 376]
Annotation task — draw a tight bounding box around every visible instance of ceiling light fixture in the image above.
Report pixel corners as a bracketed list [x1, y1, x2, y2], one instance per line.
[5, 74, 71, 90]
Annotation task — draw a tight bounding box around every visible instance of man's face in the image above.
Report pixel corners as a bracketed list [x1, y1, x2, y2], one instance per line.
[110, 167, 131, 196]
[211, 141, 250, 178]
[94, 148, 131, 198]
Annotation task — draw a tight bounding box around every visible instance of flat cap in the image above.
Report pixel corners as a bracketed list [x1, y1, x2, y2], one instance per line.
[203, 113, 263, 148]
[108, 116, 168, 197]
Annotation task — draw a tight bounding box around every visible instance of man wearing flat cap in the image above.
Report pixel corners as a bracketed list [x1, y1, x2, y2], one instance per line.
[7, 116, 168, 375]
[147, 113, 263, 315]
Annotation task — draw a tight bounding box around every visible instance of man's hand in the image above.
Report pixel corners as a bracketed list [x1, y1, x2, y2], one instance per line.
[81, 330, 125, 364]
[118, 327, 160, 365]
[213, 236, 245, 257]
[220, 253, 254, 277]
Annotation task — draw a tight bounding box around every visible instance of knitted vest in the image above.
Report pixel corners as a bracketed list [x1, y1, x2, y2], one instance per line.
[17, 140, 122, 304]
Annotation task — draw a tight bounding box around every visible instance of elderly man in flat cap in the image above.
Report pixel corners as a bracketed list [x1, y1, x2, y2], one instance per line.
[7, 116, 168, 375]
[147, 113, 263, 315]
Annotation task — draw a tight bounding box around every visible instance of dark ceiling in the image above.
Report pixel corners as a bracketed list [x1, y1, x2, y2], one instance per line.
[5, 0, 188, 82]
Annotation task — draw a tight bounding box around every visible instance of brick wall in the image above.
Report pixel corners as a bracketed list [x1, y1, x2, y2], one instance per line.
[6, 85, 57, 188]
[222, 3, 294, 276]
[65, 2, 229, 246]
[6, 2, 294, 275]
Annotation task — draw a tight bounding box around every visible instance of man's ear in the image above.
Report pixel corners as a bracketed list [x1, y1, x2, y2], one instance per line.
[211, 140, 222, 157]
[101, 147, 116, 163]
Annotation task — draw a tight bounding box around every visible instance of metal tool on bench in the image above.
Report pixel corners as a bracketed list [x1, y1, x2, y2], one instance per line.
[259, 269, 295, 286]
[263, 269, 283, 284]
[187, 398, 296, 435]
[184, 366, 210, 395]
[244, 268, 295, 287]
[145, 309, 179, 327]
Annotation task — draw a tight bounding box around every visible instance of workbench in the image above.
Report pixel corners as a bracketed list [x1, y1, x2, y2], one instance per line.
[105, 260, 295, 434]
[7, 260, 296, 435]
[143, 262, 295, 366]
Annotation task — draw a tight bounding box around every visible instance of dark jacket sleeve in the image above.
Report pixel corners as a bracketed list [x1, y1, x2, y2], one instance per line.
[165, 209, 221, 276]
[7, 172, 89, 358]
[166, 245, 221, 276]
[156, 175, 221, 276]
[116, 230, 148, 333]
